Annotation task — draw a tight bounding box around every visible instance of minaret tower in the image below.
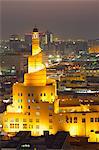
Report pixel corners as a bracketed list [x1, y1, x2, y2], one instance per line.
[24, 27, 46, 86]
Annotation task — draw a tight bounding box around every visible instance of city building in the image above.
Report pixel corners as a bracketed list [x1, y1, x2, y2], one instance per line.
[2, 28, 99, 142]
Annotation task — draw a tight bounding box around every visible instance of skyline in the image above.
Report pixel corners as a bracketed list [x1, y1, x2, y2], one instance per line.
[0, 0, 99, 40]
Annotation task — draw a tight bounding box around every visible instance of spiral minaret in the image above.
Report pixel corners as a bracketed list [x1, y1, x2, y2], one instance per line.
[24, 27, 46, 86]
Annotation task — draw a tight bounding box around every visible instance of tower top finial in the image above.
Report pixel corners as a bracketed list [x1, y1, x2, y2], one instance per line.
[33, 25, 38, 32]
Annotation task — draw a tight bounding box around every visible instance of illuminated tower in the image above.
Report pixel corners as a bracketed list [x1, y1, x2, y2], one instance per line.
[2, 28, 57, 136]
[24, 27, 46, 86]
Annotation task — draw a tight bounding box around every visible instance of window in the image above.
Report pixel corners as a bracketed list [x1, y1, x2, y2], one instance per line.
[66, 116, 69, 123]
[49, 113, 52, 116]
[28, 106, 30, 109]
[48, 105, 53, 110]
[36, 106, 40, 110]
[90, 118, 94, 122]
[5, 119, 8, 122]
[36, 112, 40, 116]
[23, 119, 26, 122]
[49, 119, 52, 123]
[18, 93, 22, 96]
[49, 125, 53, 129]
[36, 119, 39, 123]
[18, 106, 20, 109]
[29, 125, 33, 129]
[90, 130, 94, 132]
[18, 106, 22, 109]
[23, 124, 27, 129]
[5, 124, 8, 128]
[82, 118, 86, 123]
[15, 118, 19, 122]
[10, 118, 14, 122]
[51, 93, 53, 96]
[10, 124, 14, 128]
[18, 99, 22, 103]
[40, 93, 42, 96]
[27, 99, 30, 103]
[28, 93, 30, 96]
[74, 117, 77, 123]
[18, 93, 20, 96]
[32, 99, 34, 103]
[44, 93, 46, 96]
[36, 125, 39, 129]
[95, 118, 98, 122]
[29, 119, 33, 122]
[15, 124, 19, 128]
[32, 93, 34, 96]
[70, 117, 72, 123]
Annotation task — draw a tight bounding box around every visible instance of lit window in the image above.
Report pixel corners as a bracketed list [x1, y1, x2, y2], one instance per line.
[49, 119, 52, 123]
[36, 106, 40, 110]
[27, 99, 30, 103]
[23, 119, 26, 122]
[18, 105, 22, 109]
[10, 118, 14, 122]
[10, 124, 14, 128]
[5, 119, 8, 122]
[15, 124, 19, 128]
[36, 112, 40, 116]
[23, 124, 27, 129]
[15, 118, 19, 122]
[90, 118, 94, 122]
[29, 119, 33, 122]
[29, 125, 33, 129]
[36, 119, 39, 122]
[95, 118, 98, 122]
[36, 131, 39, 135]
[36, 125, 39, 129]
[49, 125, 53, 129]
[32, 99, 34, 103]
[74, 117, 77, 123]
[5, 124, 8, 128]
[66, 116, 69, 123]
[82, 118, 86, 123]
[70, 117, 72, 123]
[18, 99, 22, 103]
[51, 93, 53, 96]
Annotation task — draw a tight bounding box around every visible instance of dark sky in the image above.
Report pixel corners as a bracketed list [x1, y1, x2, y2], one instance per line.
[0, 0, 99, 40]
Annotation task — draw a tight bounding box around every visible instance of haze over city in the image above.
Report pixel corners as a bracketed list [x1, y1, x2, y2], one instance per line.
[0, 0, 99, 40]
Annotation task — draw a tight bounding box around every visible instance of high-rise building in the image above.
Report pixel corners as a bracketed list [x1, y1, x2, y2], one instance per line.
[9, 34, 21, 51]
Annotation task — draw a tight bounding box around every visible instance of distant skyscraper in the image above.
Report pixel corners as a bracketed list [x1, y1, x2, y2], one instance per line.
[45, 31, 53, 45]
[9, 34, 21, 51]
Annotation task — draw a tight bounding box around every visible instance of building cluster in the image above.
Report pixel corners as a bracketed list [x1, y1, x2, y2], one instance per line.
[0, 28, 99, 145]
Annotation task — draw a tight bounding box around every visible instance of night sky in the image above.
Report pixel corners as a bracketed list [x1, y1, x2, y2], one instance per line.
[0, 0, 99, 40]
